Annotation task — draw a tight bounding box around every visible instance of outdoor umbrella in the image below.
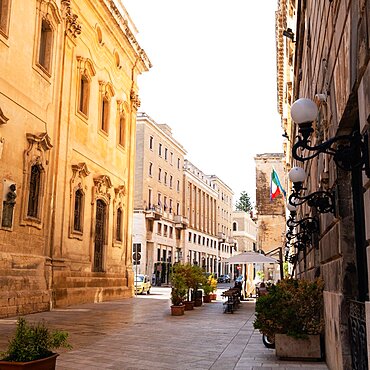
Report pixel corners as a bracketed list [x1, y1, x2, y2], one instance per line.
[224, 252, 278, 298]
[225, 251, 277, 264]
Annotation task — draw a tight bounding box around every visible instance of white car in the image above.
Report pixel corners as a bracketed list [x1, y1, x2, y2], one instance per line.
[134, 274, 151, 295]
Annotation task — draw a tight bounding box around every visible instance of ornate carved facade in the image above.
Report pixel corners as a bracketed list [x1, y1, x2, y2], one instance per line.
[0, 0, 150, 317]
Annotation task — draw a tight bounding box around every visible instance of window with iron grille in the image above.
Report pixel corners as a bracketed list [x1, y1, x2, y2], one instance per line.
[73, 189, 83, 232]
[27, 165, 41, 218]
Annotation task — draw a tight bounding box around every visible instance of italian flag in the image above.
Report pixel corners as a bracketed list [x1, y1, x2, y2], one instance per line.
[270, 169, 286, 201]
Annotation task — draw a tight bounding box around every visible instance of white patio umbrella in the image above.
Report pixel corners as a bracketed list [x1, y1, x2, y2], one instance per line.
[224, 252, 278, 298]
[225, 251, 277, 264]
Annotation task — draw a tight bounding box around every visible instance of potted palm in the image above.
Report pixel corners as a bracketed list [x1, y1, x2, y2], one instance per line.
[0, 317, 71, 369]
[170, 265, 187, 316]
[253, 278, 325, 360]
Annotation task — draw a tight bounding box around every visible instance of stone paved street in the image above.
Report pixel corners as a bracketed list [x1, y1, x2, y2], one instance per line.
[0, 286, 329, 370]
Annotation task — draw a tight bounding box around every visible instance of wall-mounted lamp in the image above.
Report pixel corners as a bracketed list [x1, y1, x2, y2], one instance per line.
[283, 28, 295, 41]
[291, 98, 370, 176]
[288, 166, 335, 214]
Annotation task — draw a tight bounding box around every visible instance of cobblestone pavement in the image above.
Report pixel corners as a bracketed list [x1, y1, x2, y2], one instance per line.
[0, 286, 329, 370]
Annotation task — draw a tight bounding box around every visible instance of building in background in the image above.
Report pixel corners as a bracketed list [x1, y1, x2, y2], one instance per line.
[276, 0, 370, 368]
[254, 153, 286, 281]
[183, 160, 219, 275]
[0, 0, 150, 317]
[133, 113, 187, 285]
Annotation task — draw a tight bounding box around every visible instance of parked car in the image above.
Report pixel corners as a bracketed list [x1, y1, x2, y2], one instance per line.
[217, 274, 231, 283]
[134, 274, 151, 294]
[235, 276, 244, 283]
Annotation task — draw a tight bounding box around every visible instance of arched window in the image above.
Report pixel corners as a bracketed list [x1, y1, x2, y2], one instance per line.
[116, 208, 122, 241]
[38, 19, 53, 72]
[27, 165, 41, 218]
[233, 222, 237, 231]
[73, 189, 83, 232]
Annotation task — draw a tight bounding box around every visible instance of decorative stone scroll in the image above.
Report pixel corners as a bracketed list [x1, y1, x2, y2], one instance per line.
[0, 107, 9, 125]
[92, 175, 112, 204]
[61, 0, 82, 39]
[130, 89, 141, 111]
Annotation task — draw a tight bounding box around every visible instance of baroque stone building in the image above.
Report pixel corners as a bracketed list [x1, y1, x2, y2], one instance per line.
[276, 0, 370, 368]
[0, 0, 150, 317]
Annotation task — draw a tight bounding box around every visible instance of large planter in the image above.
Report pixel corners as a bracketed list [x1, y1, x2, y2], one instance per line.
[203, 294, 211, 303]
[275, 334, 323, 360]
[184, 301, 194, 310]
[210, 293, 217, 300]
[0, 353, 58, 369]
[171, 305, 185, 316]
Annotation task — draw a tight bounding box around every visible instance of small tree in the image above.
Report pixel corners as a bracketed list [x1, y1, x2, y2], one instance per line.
[235, 191, 253, 213]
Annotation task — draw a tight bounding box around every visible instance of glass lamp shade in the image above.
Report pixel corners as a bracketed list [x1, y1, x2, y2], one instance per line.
[289, 166, 307, 183]
[287, 203, 298, 212]
[290, 98, 318, 124]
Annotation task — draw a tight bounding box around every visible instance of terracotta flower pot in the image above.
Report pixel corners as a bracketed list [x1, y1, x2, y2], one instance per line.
[0, 353, 58, 370]
[210, 293, 217, 300]
[184, 301, 194, 310]
[171, 305, 185, 316]
[203, 294, 211, 303]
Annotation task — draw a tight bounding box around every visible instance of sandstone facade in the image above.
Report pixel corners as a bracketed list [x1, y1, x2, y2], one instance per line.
[0, 0, 150, 317]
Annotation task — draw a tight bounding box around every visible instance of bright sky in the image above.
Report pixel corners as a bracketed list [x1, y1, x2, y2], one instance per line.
[124, 1, 284, 207]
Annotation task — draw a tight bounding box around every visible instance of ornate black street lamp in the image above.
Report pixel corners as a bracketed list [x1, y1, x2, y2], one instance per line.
[288, 166, 335, 214]
[290, 98, 370, 176]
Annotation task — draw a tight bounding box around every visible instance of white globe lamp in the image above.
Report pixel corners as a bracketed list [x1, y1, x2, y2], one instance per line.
[291, 98, 318, 124]
[288, 167, 307, 183]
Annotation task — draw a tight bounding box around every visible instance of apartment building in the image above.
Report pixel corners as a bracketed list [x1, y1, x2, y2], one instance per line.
[133, 113, 187, 284]
[182, 161, 219, 274]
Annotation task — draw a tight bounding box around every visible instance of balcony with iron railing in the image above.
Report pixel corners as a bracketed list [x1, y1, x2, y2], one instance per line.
[144, 205, 163, 220]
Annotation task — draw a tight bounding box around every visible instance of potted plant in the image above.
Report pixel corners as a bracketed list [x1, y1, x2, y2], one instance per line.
[208, 274, 218, 300]
[190, 265, 206, 307]
[0, 317, 71, 369]
[202, 282, 213, 303]
[253, 278, 325, 360]
[170, 265, 187, 316]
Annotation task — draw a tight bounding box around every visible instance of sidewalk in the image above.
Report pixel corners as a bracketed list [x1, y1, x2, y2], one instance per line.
[0, 287, 329, 370]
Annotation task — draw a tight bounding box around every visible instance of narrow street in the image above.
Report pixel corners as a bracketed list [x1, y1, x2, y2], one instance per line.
[0, 286, 328, 370]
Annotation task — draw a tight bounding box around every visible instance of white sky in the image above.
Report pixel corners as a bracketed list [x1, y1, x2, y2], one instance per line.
[124, 1, 284, 207]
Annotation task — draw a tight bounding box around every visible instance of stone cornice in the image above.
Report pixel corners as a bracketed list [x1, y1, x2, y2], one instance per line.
[100, 0, 152, 71]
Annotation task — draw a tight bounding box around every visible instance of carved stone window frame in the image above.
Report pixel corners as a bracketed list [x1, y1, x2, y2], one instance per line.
[113, 184, 126, 248]
[33, 0, 62, 79]
[69, 163, 90, 240]
[0, 0, 12, 41]
[98, 81, 115, 136]
[90, 175, 112, 267]
[20, 132, 52, 229]
[76, 57, 96, 120]
[116, 100, 129, 149]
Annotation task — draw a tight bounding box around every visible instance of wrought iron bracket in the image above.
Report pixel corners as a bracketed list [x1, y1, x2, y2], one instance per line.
[289, 189, 335, 214]
[292, 127, 370, 176]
